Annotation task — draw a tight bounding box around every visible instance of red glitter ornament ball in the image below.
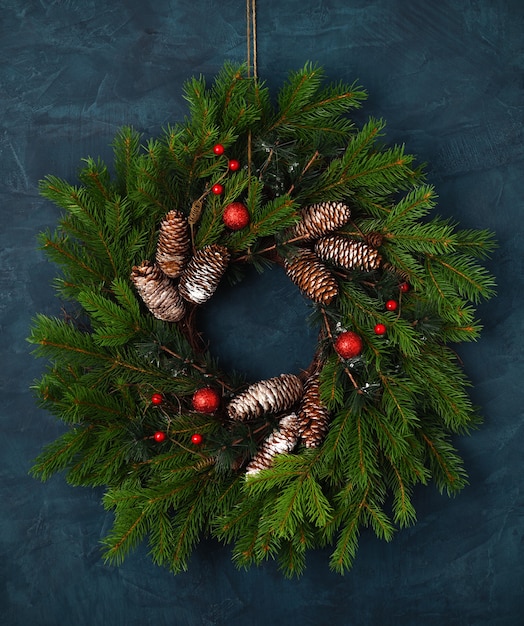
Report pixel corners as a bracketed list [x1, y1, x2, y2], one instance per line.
[192, 387, 221, 414]
[400, 282, 410, 293]
[385, 300, 398, 311]
[228, 159, 240, 171]
[334, 331, 364, 359]
[191, 433, 203, 445]
[213, 144, 225, 155]
[222, 202, 250, 230]
[211, 183, 224, 195]
[151, 393, 163, 405]
[374, 323, 387, 336]
[153, 431, 166, 442]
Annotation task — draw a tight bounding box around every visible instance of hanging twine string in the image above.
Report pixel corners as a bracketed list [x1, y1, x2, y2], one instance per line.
[246, 0, 258, 80]
[246, 0, 257, 179]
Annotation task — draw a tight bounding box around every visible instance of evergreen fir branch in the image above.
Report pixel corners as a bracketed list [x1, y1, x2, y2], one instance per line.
[363, 498, 395, 542]
[310, 119, 416, 201]
[212, 62, 262, 133]
[77, 285, 146, 347]
[78, 157, 114, 204]
[60, 385, 133, 425]
[318, 354, 346, 411]
[270, 62, 324, 131]
[403, 347, 477, 432]
[379, 374, 420, 432]
[38, 230, 108, 292]
[40, 177, 119, 279]
[301, 79, 367, 117]
[452, 228, 497, 259]
[418, 427, 469, 495]
[384, 184, 437, 228]
[30, 427, 93, 481]
[425, 253, 496, 303]
[385, 220, 457, 256]
[111, 126, 142, 194]
[384, 457, 419, 528]
[103, 502, 151, 566]
[329, 492, 367, 574]
[276, 529, 310, 578]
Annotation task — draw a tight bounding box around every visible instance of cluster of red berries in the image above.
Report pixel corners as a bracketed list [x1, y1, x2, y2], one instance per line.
[212, 144, 250, 230]
[334, 283, 410, 357]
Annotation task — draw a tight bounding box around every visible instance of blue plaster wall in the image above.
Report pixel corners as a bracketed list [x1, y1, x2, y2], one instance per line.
[1, 1, 523, 624]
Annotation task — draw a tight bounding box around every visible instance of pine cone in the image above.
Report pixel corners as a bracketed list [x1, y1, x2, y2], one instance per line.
[291, 201, 352, 241]
[156, 210, 191, 278]
[131, 261, 186, 322]
[365, 231, 384, 249]
[227, 374, 303, 421]
[245, 413, 300, 476]
[315, 235, 382, 272]
[285, 250, 338, 305]
[297, 372, 331, 448]
[179, 244, 230, 304]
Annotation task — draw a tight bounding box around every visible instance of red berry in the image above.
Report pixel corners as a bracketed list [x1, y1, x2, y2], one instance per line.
[385, 300, 398, 311]
[213, 144, 225, 155]
[228, 159, 240, 171]
[211, 183, 224, 195]
[153, 431, 166, 442]
[374, 323, 387, 336]
[222, 202, 250, 230]
[151, 393, 163, 405]
[192, 387, 221, 414]
[334, 331, 363, 359]
[191, 433, 203, 445]
[400, 282, 410, 293]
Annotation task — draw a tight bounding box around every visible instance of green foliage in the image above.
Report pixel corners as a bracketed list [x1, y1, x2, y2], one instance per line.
[29, 62, 495, 578]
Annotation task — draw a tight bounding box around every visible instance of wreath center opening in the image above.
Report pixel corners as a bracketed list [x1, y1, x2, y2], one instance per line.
[198, 264, 318, 381]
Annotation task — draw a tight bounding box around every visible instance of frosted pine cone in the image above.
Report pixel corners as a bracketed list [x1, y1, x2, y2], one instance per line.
[290, 201, 352, 241]
[245, 413, 300, 476]
[315, 235, 382, 272]
[227, 374, 303, 421]
[156, 210, 191, 278]
[179, 244, 230, 304]
[131, 261, 186, 322]
[285, 250, 338, 305]
[297, 372, 331, 448]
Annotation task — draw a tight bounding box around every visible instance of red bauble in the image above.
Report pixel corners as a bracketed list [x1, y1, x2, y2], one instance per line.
[213, 144, 225, 155]
[399, 282, 410, 293]
[151, 393, 163, 405]
[153, 431, 166, 442]
[374, 323, 387, 336]
[192, 387, 221, 413]
[191, 433, 203, 445]
[334, 331, 363, 359]
[211, 183, 224, 195]
[228, 159, 240, 171]
[222, 202, 250, 230]
[385, 300, 398, 311]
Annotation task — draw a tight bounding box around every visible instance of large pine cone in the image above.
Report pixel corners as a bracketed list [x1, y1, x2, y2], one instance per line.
[285, 250, 338, 305]
[179, 244, 230, 304]
[297, 372, 331, 448]
[156, 210, 191, 278]
[227, 374, 303, 421]
[131, 261, 186, 322]
[291, 201, 352, 241]
[245, 413, 300, 476]
[315, 234, 382, 272]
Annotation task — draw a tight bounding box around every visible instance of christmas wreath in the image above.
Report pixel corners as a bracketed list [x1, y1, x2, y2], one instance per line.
[29, 63, 496, 577]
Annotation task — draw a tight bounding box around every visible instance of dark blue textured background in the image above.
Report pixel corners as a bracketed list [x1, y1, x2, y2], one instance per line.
[1, 1, 523, 624]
